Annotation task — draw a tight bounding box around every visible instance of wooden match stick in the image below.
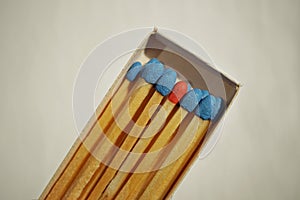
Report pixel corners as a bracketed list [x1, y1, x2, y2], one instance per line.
[61, 60, 165, 199]
[99, 88, 207, 199]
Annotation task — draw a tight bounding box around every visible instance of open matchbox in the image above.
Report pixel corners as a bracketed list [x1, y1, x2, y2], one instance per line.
[41, 29, 240, 199]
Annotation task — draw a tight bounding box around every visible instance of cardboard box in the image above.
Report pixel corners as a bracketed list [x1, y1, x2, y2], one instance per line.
[40, 28, 240, 199]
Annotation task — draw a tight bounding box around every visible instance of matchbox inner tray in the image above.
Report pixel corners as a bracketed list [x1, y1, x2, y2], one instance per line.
[40, 28, 240, 200]
[88, 29, 240, 197]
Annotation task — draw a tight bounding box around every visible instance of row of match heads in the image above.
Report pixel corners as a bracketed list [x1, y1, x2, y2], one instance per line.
[126, 58, 224, 121]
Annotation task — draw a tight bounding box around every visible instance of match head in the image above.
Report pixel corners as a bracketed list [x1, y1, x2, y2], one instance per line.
[211, 97, 223, 120]
[195, 95, 223, 120]
[168, 81, 188, 104]
[126, 61, 142, 81]
[155, 68, 177, 96]
[180, 89, 208, 112]
[141, 62, 164, 84]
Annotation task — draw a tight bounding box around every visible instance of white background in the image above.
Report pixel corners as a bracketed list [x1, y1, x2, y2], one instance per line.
[0, 0, 299, 199]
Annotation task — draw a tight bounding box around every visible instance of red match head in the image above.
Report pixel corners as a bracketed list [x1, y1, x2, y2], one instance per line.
[168, 81, 188, 104]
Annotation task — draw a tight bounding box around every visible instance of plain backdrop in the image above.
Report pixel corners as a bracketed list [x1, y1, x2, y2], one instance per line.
[0, 0, 299, 199]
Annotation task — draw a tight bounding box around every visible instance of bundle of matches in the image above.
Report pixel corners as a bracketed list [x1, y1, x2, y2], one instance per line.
[41, 58, 223, 200]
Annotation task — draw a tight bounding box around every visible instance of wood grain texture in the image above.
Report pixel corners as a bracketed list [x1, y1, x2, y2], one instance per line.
[41, 78, 131, 199]
[80, 90, 164, 199]
[87, 98, 176, 199]
[99, 107, 188, 200]
[139, 118, 209, 200]
[62, 81, 154, 199]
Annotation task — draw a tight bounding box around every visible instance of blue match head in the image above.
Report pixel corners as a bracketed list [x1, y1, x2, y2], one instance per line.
[212, 97, 223, 119]
[141, 62, 164, 84]
[155, 68, 177, 96]
[180, 89, 208, 112]
[195, 95, 212, 120]
[195, 95, 223, 120]
[126, 61, 142, 81]
[147, 58, 161, 64]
